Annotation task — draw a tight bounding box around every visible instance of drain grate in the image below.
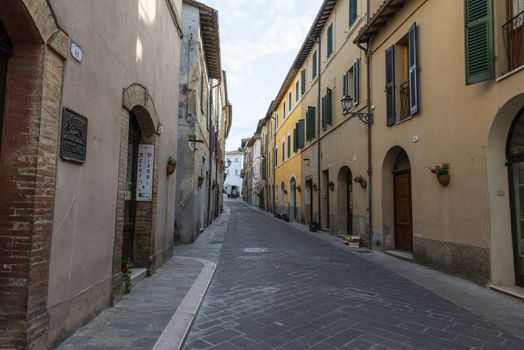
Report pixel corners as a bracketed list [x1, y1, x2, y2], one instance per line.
[242, 248, 268, 253]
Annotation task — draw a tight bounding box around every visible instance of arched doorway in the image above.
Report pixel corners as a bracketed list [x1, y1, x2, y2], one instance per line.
[123, 112, 141, 263]
[280, 181, 286, 215]
[290, 177, 297, 220]
[506, 108, 524, 287]
[393, 150, 412, 251]
[382, 147, 413, 252]
[112, 84, 160, 301]
[337, 166, 353, 234]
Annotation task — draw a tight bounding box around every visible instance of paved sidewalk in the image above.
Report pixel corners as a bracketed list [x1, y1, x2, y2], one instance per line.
[56, 207, 230, 350]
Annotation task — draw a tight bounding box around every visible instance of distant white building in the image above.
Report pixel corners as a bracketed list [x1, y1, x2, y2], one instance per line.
[224, 150, 243, 197]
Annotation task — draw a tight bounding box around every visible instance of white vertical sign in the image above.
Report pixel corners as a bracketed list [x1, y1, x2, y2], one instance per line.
[305, 188, 311, 206]
[136, 144, 154, 201]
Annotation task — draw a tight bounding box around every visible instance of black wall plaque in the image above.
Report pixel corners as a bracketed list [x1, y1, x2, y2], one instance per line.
[60, 108, 88, 164]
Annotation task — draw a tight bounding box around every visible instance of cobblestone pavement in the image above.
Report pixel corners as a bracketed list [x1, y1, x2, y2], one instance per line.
[184, 200, 524, 350]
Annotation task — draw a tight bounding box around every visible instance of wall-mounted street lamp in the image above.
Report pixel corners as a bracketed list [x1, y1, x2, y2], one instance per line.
[341, 94, 373, 125]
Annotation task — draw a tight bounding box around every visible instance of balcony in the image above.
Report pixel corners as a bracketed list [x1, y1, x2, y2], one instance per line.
[503, 10, 524, 73]
[399, 80, 410, 121]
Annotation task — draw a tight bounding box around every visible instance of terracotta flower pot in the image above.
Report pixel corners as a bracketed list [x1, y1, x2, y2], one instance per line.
[437, 175, 450, 186]
[360, 180, 367, 189]
[166, 164, 176, 176]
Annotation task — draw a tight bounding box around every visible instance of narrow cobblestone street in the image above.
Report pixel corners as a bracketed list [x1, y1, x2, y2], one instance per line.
[184, 201, 524, 350]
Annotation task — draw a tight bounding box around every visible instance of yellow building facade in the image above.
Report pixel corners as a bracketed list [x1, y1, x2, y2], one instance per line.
[274, 72, 304, 221]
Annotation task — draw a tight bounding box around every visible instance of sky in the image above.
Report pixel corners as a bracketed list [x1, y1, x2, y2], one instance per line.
[204, 0, 323, 152]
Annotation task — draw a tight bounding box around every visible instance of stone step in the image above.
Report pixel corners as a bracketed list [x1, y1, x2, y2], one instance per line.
[130, 268, 147, 287]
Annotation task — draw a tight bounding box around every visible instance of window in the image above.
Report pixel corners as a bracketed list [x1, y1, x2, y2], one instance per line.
[282, 141, 285, 161]
[287, 135, 291, 158]
[283, 102, 286, 119]
[288, 92, 292, 111]
[306, 106, 316, 141]
[275, 113, 279, 129]
[295, 81, 299, 102]
[312, 50, 318, 79]
[301, 69, 306, 95]
[321, 88, 333, 129]
[386, 23, 419, 126]
[505, 0, 524, 69]
[465, 0, 494, 82]
[349, 0, 358, 26]
[327, 24, 334, 58]
[0, 21, 11, 153]
[342, 59, 360, 105]
[275, 147, 278, 166]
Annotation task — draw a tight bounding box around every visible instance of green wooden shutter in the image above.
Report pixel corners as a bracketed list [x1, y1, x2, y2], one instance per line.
[305, 109, 310, 141]
[350, 0, 357, 26]
[298, 119, 305, 148]
[327, 24, 333, 58]
[385, 46, 396, 126]
[409, 23, 419, 115]
[326, 88, 332, 125]
[342, 72, 348, 96]
[287, 135, 291, 158]
[293, 126, 298, 153]
[464, 0, 494, 85]
[301, 69, 306, 95]
[353, 59, 360, 106]
[322, 96, 326, 129]
[308, 106, 316, 140]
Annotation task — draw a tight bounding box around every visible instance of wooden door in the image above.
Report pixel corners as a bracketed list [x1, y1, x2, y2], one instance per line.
[123, 115, 140, 261]
[394, 171, 413, 251]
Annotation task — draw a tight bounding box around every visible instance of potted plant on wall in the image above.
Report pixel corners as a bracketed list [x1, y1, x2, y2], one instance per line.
[430, 163, 450, 186]
[197, 176, 205, 188]
[354, 175, 367, 189]
[166, 156, 176, 176]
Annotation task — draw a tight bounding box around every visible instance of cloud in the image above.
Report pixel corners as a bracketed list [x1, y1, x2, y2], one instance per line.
[202, 0, 322, 151]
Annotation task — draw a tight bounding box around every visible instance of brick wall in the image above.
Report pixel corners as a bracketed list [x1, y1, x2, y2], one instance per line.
[0, 42, 64, 349]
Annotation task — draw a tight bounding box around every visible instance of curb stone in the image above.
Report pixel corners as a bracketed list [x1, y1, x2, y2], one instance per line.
[152, 257, 217, 350]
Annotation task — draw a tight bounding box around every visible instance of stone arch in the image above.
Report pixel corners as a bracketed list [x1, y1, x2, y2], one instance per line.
[0, 1, 67, 349]
[382, 146, 412, 251]
[487, 93, 524, 287]
[111, 84, 160, 303]
[336, 166, 353, 234]
[122, 83, 160, 136]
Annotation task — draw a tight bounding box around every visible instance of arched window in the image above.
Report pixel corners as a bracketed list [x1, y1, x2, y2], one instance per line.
[0, 21, 12, 153]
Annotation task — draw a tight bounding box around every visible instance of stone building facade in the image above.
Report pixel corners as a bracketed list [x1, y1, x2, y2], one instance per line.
[0, 0, 184, 348]
[175, 0, 226, 244]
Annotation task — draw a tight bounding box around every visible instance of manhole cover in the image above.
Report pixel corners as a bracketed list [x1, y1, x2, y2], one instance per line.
[242, 248, 268, 253]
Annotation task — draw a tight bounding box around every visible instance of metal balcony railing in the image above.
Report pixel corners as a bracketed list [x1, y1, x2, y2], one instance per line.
[503, 10, 524, 72]
[399, 80, 410, 120]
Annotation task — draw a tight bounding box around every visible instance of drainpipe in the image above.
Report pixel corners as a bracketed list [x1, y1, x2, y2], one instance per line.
[316, 36, 322, 229]
[357, 35, 374, 250]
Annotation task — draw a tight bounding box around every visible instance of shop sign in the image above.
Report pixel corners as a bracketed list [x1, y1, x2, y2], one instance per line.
[60, 108, 88, 164]
[136, 144, 154, 201]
